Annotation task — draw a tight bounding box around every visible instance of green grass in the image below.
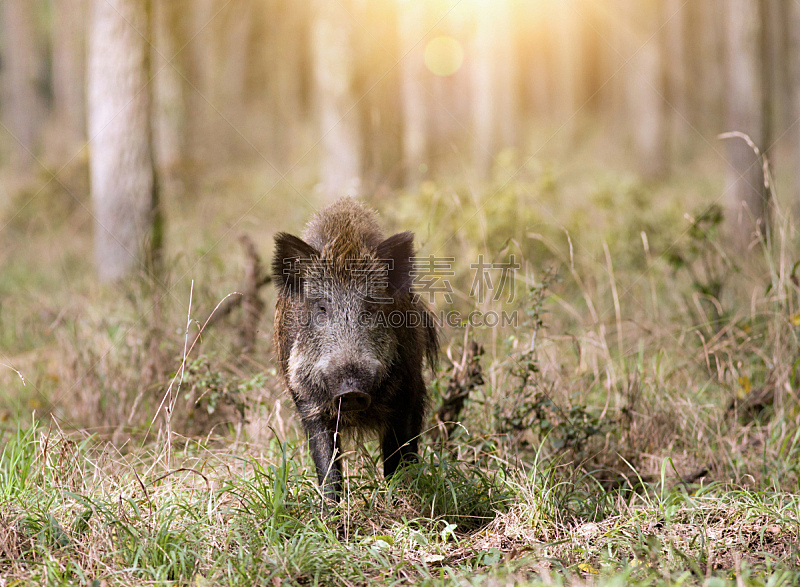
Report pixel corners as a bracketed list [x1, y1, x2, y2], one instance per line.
[2, 148, 800, 585]
[0, 423, 798, 585]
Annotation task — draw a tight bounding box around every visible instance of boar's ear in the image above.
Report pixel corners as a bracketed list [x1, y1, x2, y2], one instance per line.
[376, 231, 415, 295]
[272, 232, 318, 295]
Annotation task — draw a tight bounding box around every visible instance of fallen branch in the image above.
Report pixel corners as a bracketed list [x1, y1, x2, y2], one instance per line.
[205, 234, 272, 351]
[434, 335, 484, 441]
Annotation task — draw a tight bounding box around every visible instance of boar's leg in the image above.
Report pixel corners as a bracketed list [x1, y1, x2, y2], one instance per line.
[305, 421, 343, 502]
[382, 394, 424, 477]
[382, 431, 417, 478]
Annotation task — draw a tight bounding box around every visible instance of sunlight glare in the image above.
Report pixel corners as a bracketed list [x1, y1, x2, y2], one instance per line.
[424, 36, 464, 77]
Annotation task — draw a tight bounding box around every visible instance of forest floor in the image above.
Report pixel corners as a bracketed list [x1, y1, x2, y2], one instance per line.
[1, 147, 800, 585]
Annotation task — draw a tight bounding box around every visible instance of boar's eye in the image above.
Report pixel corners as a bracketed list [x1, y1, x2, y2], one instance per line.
[315, 300, 330, 318]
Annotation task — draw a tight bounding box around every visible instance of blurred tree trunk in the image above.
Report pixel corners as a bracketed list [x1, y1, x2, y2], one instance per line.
[767, 0, 790, 131]
[153, 0, 186, 179]
[471, 0, 517, 179]
[765, 0, 789, 199]
[552, 0, 583, 137]
[724, 0, 770, 246]
[683, 0, 726, 134]
[399, 0, 428, 188]
[215, 0, 254, 128]
[51, 0, 88, 148]
[790, 0, 800, 209]
[663, 0, 687, 155]
[516, 3, 552, 120]
[580, 4, 609, 116]
[493, 0, 517, 152]
[88, 0, 162, 281]
[312, 0, 361, 200]
[599, 1, 628, 142]
[359, 0, 401, 191]
[624, 0, 668, 178]
[683, 1, 705, 129]
[181, 0, 214, 166]
[190, 0, 258, 161]
[1, 0, 45, 161]
[265, 0, 311, 164]
[471, 1, 495, 179]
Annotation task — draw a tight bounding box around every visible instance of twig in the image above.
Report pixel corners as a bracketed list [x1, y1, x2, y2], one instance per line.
[0, 363, 25, 385]
[718, 131, 770, 190]
[132, 468, 153, 517]
[148, 467, 210, 490]
[152, 289, 243, 431]
[204, 235, 272, 352]
[148, 467, 211, 490]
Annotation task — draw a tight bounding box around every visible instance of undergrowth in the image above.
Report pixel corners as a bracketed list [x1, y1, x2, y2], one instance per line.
[1, 154, 800, 585]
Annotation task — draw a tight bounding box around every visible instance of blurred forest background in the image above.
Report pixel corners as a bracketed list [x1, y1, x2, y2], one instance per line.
[5, 3, 800, 583]
[3, 0, 800, 262]
[1, 0, 800, 443]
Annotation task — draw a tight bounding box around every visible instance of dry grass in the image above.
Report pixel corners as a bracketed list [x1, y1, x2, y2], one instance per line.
[1, 150, 800, 585]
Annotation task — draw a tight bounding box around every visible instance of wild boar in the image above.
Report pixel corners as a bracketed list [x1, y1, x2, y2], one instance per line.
[272, 197, 438, 503]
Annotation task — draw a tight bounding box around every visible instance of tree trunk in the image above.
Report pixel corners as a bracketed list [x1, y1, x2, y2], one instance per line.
[398, 0, 428, 188]
[311, 0, 361, 200]
[683, 0, 705, 129]
[214, 0, 255, 124]
[88, 0, 162, 281]
[663, 0, 687, 156]
[792, 0, 800, 210]
[358, 0, 401, 190]
[51, 0, 88, 148]
[766, 0, 787, 132]
[552, 0, 583, 136]
[471, 0, 517, 180]
[724, 0, 770, 246]
[764, 0, 788, 197]
[152, 0, 186, 177]
[494, 0, 517, 152]
[599, 1, 628, 142]
[471, 1, 495, 179]
[517, 4, 552, 119]
[179, 0, 214, 166]
[1, 0, 45, 161]
[265, 0, 311, 164]
[684, 0, 726, 135]
[625, 0, 668, 178]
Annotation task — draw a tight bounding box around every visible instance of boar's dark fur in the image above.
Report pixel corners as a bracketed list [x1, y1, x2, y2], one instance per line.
[272, 198, 438, 503]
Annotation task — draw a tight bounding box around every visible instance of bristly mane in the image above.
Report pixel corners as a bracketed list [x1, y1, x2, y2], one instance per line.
[304, 197, 384, 252]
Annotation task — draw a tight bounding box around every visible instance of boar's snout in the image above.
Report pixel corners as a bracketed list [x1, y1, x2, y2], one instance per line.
[332, 377, 372, 412]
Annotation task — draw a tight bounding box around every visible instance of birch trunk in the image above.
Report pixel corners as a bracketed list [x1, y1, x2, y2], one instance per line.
[88, 0, 162, 281]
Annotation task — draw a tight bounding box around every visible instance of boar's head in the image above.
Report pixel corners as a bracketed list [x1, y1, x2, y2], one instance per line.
[272, 229, 415, 418]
